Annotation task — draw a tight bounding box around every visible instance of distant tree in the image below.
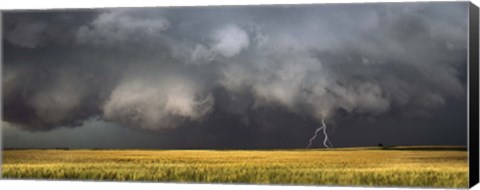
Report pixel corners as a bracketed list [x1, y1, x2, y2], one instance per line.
[378, 143, 383, 147]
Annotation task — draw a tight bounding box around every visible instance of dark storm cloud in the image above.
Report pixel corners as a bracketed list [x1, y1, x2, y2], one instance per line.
[2, 2, 469, 148]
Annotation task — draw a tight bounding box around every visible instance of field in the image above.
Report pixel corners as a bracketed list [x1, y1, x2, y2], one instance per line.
[1, 146, 468, 188]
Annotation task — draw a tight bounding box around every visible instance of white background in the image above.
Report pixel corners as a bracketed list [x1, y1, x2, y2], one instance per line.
[0, 0, 479, 190]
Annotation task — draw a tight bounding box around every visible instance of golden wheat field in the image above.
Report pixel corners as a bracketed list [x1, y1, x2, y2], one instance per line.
[1, 146, 468, 188]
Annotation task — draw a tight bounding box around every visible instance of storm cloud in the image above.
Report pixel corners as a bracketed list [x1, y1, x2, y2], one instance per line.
[2, 2, 469, 148]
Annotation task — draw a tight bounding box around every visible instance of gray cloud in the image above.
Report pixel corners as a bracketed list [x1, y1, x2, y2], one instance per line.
[76, 9, 170, 47]
[4, 20, 46, 48]
[211, 24, 250, 58]
[2, 3, 469, 148]
[103, 75, 214, 130]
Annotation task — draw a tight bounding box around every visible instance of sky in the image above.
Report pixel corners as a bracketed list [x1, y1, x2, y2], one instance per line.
[1, 2, 469, 149]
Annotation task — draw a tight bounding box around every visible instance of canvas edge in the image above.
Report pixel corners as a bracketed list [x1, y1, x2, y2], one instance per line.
[469, 1, 479, 188]
[0, 10, 4, 179]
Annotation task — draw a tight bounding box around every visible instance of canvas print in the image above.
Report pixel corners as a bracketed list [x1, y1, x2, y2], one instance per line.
[1, 2, 473, 188]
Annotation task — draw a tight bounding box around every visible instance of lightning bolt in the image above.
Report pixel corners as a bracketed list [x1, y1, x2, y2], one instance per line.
[306, 118, 332, 149]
